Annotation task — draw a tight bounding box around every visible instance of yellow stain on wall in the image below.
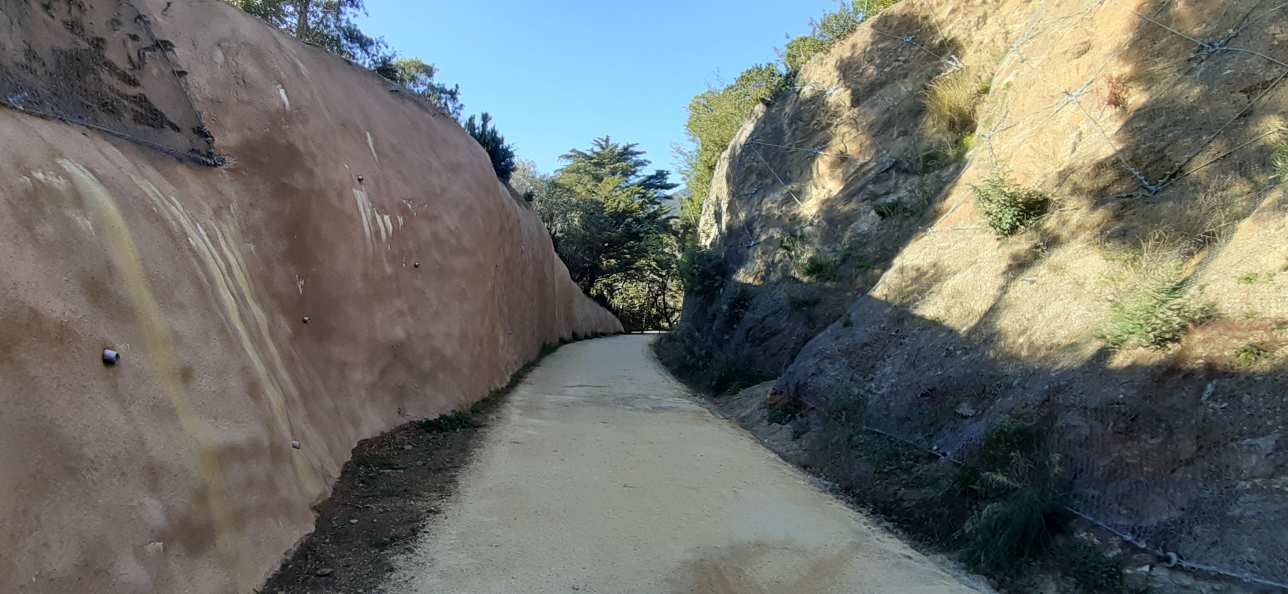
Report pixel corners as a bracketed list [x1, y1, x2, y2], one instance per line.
[352, 187, 397, 254]
[132, 177, 323, 496]
[55, 160, 237, 569]
[353, 187, 377, 251]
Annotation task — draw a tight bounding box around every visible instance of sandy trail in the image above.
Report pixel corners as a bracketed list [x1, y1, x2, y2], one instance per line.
[387, 335, 983, 594]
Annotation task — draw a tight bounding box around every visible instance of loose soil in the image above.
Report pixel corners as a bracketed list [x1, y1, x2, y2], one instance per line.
[256, 368, 522, 594]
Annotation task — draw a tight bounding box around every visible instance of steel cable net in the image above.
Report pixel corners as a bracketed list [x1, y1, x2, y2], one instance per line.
[0, 0, 218, 165]
[747, 0, 1286, 587]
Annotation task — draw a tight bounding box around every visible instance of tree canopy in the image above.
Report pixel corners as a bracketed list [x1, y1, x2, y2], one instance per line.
[530, 138, 682, 330]
[374, 57, 464, 119]
[226, 0, 465, 119]
[227, 0, 384, 63]
[680, 64, 786, 229]
[463, 113, 517, 183]
[675, 0, 903, 246]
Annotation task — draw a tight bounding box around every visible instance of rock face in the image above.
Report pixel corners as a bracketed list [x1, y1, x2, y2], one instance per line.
[0, 1, 619, 593]
[671, 0, 1287, 587]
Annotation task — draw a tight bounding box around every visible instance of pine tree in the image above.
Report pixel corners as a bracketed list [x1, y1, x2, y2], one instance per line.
[463, 113, 517, 183]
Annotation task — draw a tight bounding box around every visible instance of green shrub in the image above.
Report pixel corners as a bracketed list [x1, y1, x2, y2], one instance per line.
[1237, 272, 1270, 285]
[785, 36, 832, 76]
[978, 419, 1043, 471]
[972, 175, 1051, 237]
[711, 363, 772, 395]
[813, 0, 902, 41]
[1065, 541, 1124, 593]
[1274, 128, 1288, 182]
[1103, 266, 1206, 350]
[960, 416, 1069, 573]
[679, 245, 726, 296]
[961, 488, 1063, 572]
[681, 65, 788, 224]
[1234, 342, 1272, 368]
[797, 253, 841, 281]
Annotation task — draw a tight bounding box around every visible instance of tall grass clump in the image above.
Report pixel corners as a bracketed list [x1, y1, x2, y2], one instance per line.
[1273, 127, 1288, 182]
[972, 174, 1051, 237]
[925, 68, 987, 139]
[1102, 243, 1209, 350]
[959, 419, 1067, 573]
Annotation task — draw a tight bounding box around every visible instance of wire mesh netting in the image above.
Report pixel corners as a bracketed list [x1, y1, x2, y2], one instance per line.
[740, 0, 1286, 588]
[0, 0, 218, 165]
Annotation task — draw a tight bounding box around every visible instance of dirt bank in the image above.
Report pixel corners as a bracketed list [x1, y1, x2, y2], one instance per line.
[258, 351, 537, 594]
[663, 0, 1287, 590]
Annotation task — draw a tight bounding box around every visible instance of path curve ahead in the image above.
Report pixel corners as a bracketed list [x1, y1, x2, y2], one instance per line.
[388, 335, 983, 594]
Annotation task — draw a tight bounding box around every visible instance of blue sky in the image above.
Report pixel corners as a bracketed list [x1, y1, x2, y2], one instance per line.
[357, 0, 837, 182]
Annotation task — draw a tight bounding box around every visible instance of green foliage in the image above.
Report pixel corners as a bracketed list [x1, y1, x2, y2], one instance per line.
[797, 253, 841, 281]
[226, 0, 384, 63]
[711, 363, 772, 396]
[1234, 342, 1272, 368]
[374, 57, 463, 118]
[681, 64, 787, 226]
[784, 35, 832, 75]
[783, 1, 902, 77]
[1273, 128, 1288, 181]
[509, 159, 545, 201]
[227, 1, 467, 118]
[972, 174, 1051, 237]
[533, 138, 681, 331]
[814, 0, 901, 41]
[1237, 272, 1273, 285]
[463, 113, 516, 183]
[1065, 541, 1124, 593]
[678, 245, 727, 296]
[961, 488, 1062, 572]
[1102, 264, 1206, 350]
[676, 1, 906, 235]
[960, 417, 1068, 574]
[978, 419, 1043, 472]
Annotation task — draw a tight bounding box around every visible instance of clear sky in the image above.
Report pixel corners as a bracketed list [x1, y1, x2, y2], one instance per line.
[357, 0, 837, 181]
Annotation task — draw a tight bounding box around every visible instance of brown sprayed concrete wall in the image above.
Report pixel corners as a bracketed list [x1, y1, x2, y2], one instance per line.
[0, 1, 621, 592]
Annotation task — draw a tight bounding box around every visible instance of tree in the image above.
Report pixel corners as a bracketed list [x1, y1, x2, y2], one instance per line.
[784, 35, 832, 76]
[509, 159, 545, 201]
[534, 138, 682, 330]
[680, 64, 786, 229]
[226, 0, 385, 64]
[464, 113, 517, 183]
[675, 1, 905, 236]
[786, 0, 904, 77]
[374, 57, 464, 118]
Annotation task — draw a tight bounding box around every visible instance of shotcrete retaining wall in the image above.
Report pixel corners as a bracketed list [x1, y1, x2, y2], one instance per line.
[0, 1, 620, 592]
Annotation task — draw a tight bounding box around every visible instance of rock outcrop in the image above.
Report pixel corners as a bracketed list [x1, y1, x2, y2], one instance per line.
[667, 0, 1287, 589]
[0, 1, 619, 592]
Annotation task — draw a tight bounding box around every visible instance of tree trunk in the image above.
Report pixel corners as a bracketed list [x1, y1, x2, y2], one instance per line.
[294, 0, 312, 38]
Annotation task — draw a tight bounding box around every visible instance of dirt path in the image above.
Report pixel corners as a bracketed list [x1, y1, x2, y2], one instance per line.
[385, 335, 984, 593]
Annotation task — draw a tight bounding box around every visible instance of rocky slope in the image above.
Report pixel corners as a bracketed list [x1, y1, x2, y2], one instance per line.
[664, 0, 1287, 590]
[0, 1, 619, 592]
